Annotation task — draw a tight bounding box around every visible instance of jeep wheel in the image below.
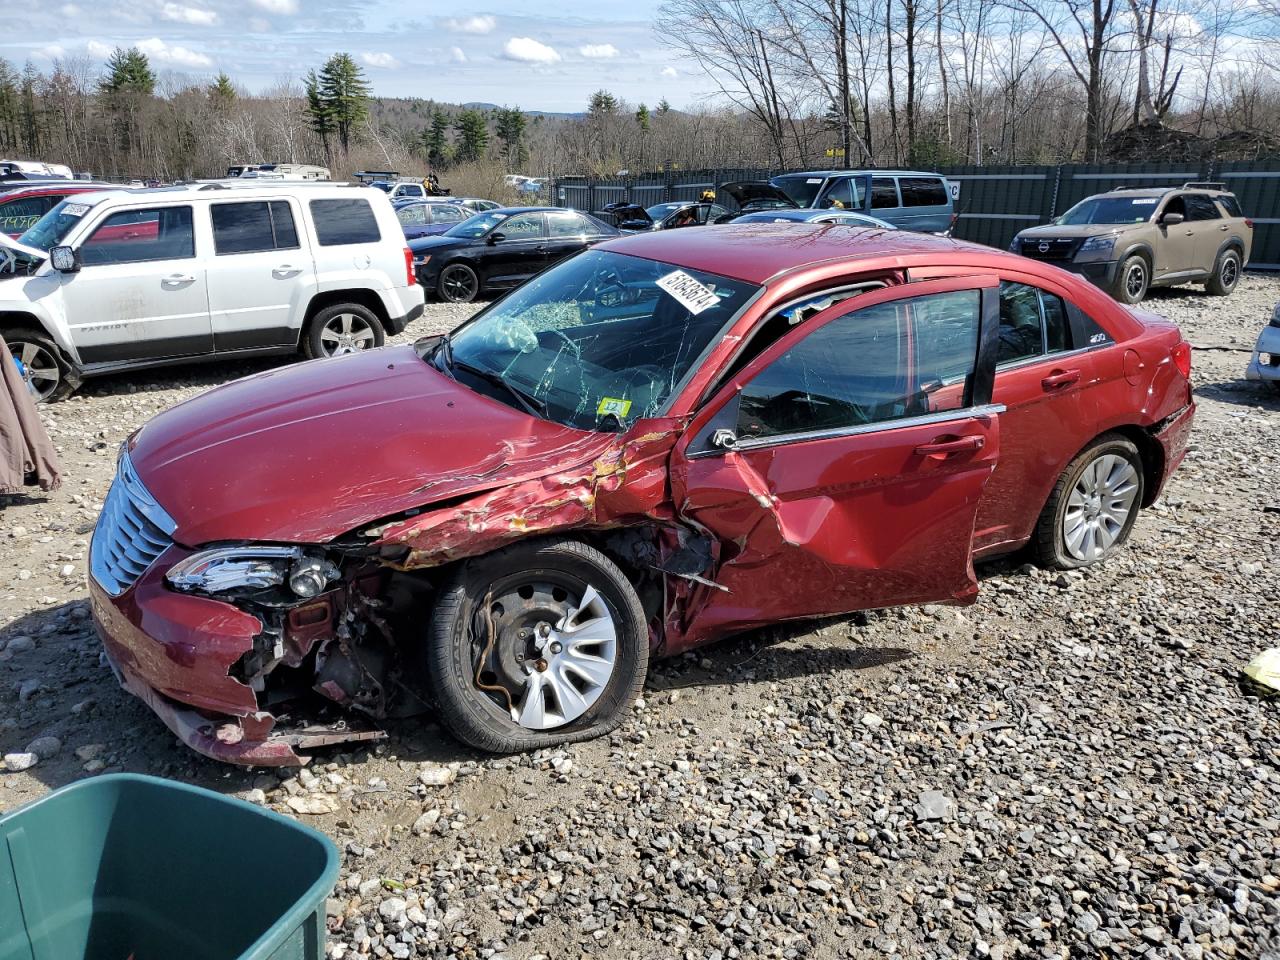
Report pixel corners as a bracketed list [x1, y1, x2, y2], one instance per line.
[1111, 255, 1149, 304]
[304, 304, 385, 360]
[1205, 248, 1241, 296]
[3, 329, 72, 403]
[427, 538, 649, 753]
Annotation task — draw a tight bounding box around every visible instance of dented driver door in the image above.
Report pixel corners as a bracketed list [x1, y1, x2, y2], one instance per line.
[668, 276, 1003, 648]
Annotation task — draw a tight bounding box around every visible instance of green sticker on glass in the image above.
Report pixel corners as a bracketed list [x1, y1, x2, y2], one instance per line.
[597, 397, 632, 418]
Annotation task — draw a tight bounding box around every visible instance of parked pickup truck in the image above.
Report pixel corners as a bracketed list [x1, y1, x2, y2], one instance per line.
[0, 183, 425, 400]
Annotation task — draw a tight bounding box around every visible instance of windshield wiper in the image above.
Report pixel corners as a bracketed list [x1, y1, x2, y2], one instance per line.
[453, 359, 547, 419]
[432, 333, 456, 378]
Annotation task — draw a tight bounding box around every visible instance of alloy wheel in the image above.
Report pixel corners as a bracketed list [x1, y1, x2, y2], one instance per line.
[473, 575, 617, 730]
[440, 266, 478, 303]
[318, 312, 377, 356]
[1221, 255, 1239, 289]
[1062, 453, 1140, 562]
[1125, 261, 1147, 300]
[6, 340, 60, 402]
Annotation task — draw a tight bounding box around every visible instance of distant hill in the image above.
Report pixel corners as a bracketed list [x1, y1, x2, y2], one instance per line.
[370, 97, 584, 134]
[461, 101, 586, 120]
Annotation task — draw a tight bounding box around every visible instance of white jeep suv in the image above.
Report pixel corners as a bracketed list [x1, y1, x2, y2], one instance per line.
[0, 183, 425, 400]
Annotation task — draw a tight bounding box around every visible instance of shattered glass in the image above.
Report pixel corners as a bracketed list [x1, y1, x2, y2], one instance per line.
[448, 250, 758, 430]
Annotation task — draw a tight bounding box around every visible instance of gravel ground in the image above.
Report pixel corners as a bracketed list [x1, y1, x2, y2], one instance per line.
[1, 277, 1279, 960]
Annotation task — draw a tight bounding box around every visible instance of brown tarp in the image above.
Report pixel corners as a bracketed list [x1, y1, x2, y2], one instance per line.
[0, 335, 61, 494]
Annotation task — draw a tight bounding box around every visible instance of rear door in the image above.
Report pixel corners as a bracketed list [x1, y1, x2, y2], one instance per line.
[481, 211, 547, 287]
[869, 176, 901, 222]
[669, 276, 1002, 646]
[206, 198, 312, 351]
[61, 203, 212, 363]
[1184, 193, 1228, 271]
[895, 176, 953, 233]
[543, 210, 596, 266]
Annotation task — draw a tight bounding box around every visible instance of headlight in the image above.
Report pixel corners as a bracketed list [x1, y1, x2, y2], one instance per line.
[413, 254, 431, 266]
[1008, 237, 1022, 252]
[1075, 235, 1116, 261]
[166, 546, 336, 597]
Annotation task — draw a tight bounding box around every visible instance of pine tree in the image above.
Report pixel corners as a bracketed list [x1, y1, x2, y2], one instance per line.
[315, 53, 370, 155]
[494, 107, 527, 170]
[453, 109, 488, 163]
[304, 69, 333, 158]
[98, 47, 155, 95]
[209, 73, 236, 109]
[635, 103, 650, 133]
[657, 98, 671, 115]
[423, 109, 450, 168]
[19, 64, 39, 153]
[588, 90, 619, 116]
[0, 60, 19, 150]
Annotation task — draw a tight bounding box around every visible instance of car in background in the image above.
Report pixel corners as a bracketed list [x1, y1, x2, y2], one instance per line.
[1009, 182, 1252, 304]
[88, 224, 1194, 765]
[409, 206, 620, 303]
[597, 200, 732, 231]
[394, 201, 470, 240]
[0, 183, 424, 400]
[731, 208, 898, 229]
[421, 196, 502, 214]
[732, 170, 956, 234]
[0, 183, 119, 237]
[370, 179, 433, 201]
[1246, 302, 1280, 393]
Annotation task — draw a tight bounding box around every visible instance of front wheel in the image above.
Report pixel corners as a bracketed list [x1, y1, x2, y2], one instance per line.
[1033, 436, 1145, 570]
[426, 539, 649, 753]
[3, 329, 72, 403]
[1205, 248, 1241, 296]
[437, 263, 480, 303]
[1110, 255, 1149, 304]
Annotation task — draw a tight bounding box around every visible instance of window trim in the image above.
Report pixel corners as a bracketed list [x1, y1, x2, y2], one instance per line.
[725, 402, 1007, 454]
[210, 199, 300, 256]
[79, 204, 196, 266]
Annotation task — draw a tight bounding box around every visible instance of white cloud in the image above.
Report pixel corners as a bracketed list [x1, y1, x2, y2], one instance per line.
[661, 66, 678, 78]
[136, 36, 214, 68]
[249, 0, 298, 14]
[248, 17, 270, 31]
[86, 40, 115, 59]
[579, 43, 618, 59]
[161, 2, 217, 25]
[59, 3, 80, 14]
[361, 51, 399, 69]
[36, 44, 66, 60]
[450, 46, 467, 63]
[443, 14, 496, 34]
[502, 36, 560, 64]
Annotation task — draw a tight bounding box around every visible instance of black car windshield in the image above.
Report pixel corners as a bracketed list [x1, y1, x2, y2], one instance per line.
[445, 211, 511, 239]
[19, 198, 92, 250]
[772, 175, 825, 207]
[442, 249, 758, 430]
[1057, 196, 1158, 225]
[646, 203, 679, 218]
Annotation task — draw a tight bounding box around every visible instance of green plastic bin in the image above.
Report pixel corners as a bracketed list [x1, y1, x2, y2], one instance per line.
[0, 773, 340, 960]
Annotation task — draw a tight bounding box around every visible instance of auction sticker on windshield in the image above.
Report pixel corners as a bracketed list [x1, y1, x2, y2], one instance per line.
[63, 203, 90, 217]
[597, 397, 632, 418]
[657, 270, 720, 315]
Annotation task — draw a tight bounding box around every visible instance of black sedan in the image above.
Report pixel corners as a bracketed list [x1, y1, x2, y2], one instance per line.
[410, 207, 620, 303]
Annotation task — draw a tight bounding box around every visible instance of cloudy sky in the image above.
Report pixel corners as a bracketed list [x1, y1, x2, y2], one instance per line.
[8, 0, 712, 112]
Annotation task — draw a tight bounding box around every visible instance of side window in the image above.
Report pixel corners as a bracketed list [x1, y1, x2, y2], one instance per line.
[736, 289, 979, 440]
[397, 205, 427, 225]
[870, 178, 899, 209]
[547, 211, 589, 238]
[432, 205, 465, 224]
[80, 206, 194, 266]
[1185, 194, 1221, 221]
[1218, 195, 1243, 218]
[309, 198, 380, 245]
[497, 213, 544, 240]
[1042, 292, 1070, 353]
[997, 281, 1074, 364]
[898, 177, 948, 207]
[211, 200, 300, 254]
[1161, 195, 1187, 220]
[400, 185, 424, 198]
[821, 178, 861, 209]
[0, 195, 57, 234]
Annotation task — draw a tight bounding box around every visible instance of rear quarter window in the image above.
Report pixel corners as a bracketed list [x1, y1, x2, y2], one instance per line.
[898, 177, 949, 207]
[870, 178, 899, 209]
[309, 198, 381, 246]
[1218, 195, 1244, 218]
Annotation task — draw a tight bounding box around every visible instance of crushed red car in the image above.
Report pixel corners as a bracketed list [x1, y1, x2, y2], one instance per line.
[89, 224, 1195, 765]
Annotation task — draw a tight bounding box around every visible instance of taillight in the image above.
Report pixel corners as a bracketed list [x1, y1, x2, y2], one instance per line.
[1172, 340, 1192, 379]
[1245, 218, 1255, 229]
[404, 247, 417, 286]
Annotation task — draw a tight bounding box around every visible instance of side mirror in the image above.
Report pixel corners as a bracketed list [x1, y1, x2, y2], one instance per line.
[1161, 212, 1185, 226]
[50, 245, 79, 273]
[487, 232, 506, 245]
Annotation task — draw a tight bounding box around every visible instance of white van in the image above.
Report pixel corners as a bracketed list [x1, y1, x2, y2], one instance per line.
[0, 183, 424, 400]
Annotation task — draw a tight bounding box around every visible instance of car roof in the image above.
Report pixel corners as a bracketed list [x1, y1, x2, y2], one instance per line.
[58, 183, 374, 204]
[601, 222, 1001, 284]
[0, 182, 111, 196]
[775, 169, 947, 179]
[1092, 186, 1232, 199]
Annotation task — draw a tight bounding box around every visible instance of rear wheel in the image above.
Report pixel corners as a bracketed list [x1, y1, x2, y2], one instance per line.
[303, 303, 385, 360]
[1205, 248, 1241, 296]
[3, 329, 71, 402]
[1033, 435, 1145, 570]
[427, 539, 648, 753]
[1110, 255, 1149, 304]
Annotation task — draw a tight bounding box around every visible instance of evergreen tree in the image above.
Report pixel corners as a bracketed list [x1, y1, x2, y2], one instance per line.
[494, 107, 528, 169]
[0, 60, 19, 149]
[98, 47, 155, 95]
[453, 109, 488, 163]
[209, 73, 236, 109]
[657, 98, 671, 114]
[423, 109, 450, 168]
[635, 103, 650, 133]
[304, 69, 333, 158]
[19, 64, 39, 153]
[588, 90, 619, 116]
[315, 53, 370, 155]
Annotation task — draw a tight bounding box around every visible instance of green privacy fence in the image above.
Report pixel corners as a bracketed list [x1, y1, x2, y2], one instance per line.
[554, 160, 1280, 269]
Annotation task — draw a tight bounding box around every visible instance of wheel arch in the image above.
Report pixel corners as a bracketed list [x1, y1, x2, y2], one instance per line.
[1071, 424, 1165, 509]
[1118, 242, 1154, 272]
[300, 289, 390, 346]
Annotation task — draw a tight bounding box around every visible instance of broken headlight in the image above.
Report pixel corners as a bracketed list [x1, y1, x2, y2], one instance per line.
[167, 546, 339, 598]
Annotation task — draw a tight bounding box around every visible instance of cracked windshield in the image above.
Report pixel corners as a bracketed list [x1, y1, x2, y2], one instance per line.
[439, 250, 758, 430]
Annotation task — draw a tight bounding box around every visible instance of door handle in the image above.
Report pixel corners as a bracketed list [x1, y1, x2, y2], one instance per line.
[1041, 369, 1080, 390]
[914, 435, 984, 458]
[272, 265, 301, 276]
[1219, 224, 1229, 231]
[162, 274, 195, 285]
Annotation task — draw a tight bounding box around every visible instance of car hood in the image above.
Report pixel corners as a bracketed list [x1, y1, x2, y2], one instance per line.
[721, 181, 798, 210]
[1016, 223, 1135, 240]
[128, 345, 612, 546]
[407, 234, 472, 255]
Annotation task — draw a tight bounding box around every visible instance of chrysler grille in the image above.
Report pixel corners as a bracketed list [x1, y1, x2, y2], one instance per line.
[90, 453, 177, 596]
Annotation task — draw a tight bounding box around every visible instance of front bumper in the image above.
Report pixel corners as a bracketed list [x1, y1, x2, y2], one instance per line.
[1245, 326, 1280, 382]
[1057, 259, 1120, 288]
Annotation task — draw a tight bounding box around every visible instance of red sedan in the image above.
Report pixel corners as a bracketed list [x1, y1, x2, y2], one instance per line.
[89, 224, 1194, 765]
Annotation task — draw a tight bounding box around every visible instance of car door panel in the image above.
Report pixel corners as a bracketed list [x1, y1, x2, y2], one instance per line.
[480, 213, 548, 287]
[666, 276, 1002, 652]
